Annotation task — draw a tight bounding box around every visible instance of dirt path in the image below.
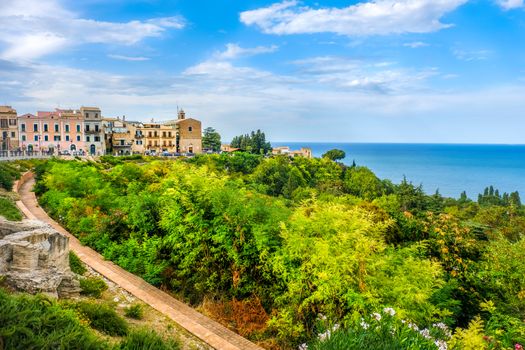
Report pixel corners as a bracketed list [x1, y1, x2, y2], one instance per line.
[16, 174, 264, 350]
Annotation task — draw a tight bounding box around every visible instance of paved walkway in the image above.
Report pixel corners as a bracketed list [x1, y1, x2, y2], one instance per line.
[16, 174, 264, 350]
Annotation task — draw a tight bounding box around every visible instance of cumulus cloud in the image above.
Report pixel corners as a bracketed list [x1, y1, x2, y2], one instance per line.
[496, 0, 524, 9]
[0, 0, 184, 61]
[216, 43, 278, 59]
[240, 0, 468, 36]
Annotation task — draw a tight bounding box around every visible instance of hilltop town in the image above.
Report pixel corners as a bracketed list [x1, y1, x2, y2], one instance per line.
[0, 106, 202, 156]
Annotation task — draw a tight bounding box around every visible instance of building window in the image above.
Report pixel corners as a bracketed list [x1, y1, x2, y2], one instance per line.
[44, 135, 49, 141]
[76, 124, 81, 132]
[95, 113, 98, 118]
[0, 120, 7, 128]
[54, 136, 60, 141]
[65, 124, 70, 133]
[148, 131, 152, 137]
[9, 119, 16, 126]
[66, 135, 70, 141]
[168, 132, 172, 137]
[188, 126, 192, 132]
[11, 132, 15, 138]
[85, 113, 89, 118]
[33, 123, 38, 132]
[163, 132, 166, 138]
[94, 136, 100, 142]
[22, 135, 26, 141]
[95, 125, 99, 132]
[34, 135, 38, 141]
[76, 135, 80, 142]
[44, 124, 48, 132]
[86, 136, 90, 142]
[21, 123, 26, 132]
[54, 124, 59, 132]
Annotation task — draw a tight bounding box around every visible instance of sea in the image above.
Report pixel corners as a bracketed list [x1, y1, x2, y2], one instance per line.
[272, 143, 525, 199]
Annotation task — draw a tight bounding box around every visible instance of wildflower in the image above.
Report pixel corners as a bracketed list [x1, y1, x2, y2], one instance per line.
[298, 343, 308, 350]
[408, 323, 419, 331]
[318, 313, 327, 321]
[419, 328, 431, 340]
[318, 330, 331, 341]
[435, 340, 448, 350]
[383, 307, 396, 316]
[372, 313, 382, 321]
[360, 320, 370, 330]
[515, 344, 523, 350]
[332, 323, 340, 332]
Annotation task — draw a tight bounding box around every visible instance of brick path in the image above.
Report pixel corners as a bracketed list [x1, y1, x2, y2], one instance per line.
[16, 174, 265, 350]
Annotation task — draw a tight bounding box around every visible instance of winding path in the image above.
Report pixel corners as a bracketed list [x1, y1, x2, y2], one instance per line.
[15, 173, 264, 350]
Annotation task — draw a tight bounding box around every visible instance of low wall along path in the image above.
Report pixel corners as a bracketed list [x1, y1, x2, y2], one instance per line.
[15, 173, 264, 350]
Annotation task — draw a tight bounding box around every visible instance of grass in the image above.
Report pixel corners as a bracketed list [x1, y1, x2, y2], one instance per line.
[71, 300, 129, 336]
[0, 196, 22, 221]
[124, 304, 144, 320]
[117, 328, 180, 350]
[80, 276, 108, 298]
[69, 251, 87, 275]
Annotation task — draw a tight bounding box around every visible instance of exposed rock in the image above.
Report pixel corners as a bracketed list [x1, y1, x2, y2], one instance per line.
[0, 217, 80, 298]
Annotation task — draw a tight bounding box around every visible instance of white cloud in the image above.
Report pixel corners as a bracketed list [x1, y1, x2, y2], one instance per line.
[216, 43, 278, 59]
[108, 55, 151, 61]
[0, 0, 184, 61]
[404, 41, 429, 48]
[496, 0, 524, 10]
[452, 48, 492, 61]
[240, 0, 468, 36]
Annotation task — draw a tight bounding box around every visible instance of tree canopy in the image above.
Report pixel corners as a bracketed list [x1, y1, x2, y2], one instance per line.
[202, 127, 222, 152]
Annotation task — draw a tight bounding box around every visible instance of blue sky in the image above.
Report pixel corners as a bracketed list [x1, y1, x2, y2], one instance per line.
[0, 0, 524, 143]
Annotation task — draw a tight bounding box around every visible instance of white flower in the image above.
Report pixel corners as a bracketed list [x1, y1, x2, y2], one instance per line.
[383, 307, 396, 316]
[419, 328, 431, 339]
[408, 323, 419, 331]
[434, 339, 448, 350]
[332, 323, 340, 331]
[318, 330, 331, 341]
[372, 312, 382, 321]
[360, 321, 370, 330]
[318, 313, 327, 321]
[298, 343, 308, 350]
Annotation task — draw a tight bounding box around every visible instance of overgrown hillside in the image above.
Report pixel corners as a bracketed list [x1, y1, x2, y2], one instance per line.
[33, 154, 525, 349]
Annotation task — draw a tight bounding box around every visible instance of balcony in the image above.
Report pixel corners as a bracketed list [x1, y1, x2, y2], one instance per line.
[85, 129, 100, 134]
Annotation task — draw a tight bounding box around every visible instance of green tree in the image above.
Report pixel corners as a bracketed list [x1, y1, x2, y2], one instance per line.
[322, 149, 346, 161]
[230, 129, 271, 154]
[202, 127, 222, 151]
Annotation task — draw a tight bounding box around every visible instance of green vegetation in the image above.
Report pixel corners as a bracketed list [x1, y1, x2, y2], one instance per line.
[230, 129, 272, 154]
[0, 196, 22, 221]
[0, 288, 181, 349]
[321, 148, 346, 161]
[124, 304, 144, 320]
[80, 277, 108, 298]
[202, 127, 222, 152]
[0, 162, 21, 191]
[34, 155, 525, 349]
[69, 251, 87, 275]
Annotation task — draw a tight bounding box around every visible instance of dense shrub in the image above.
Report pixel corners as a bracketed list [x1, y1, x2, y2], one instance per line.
[0, 197, 22, 221]
[0, 289, 106, 349]
[69, 251, 87, 275]
[124, 304, 144, 320]
[80, 277, 108, 298]
[72, 301, 128, 336]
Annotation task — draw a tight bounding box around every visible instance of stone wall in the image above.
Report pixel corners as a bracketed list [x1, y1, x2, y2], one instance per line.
[0, 217, 80, 298]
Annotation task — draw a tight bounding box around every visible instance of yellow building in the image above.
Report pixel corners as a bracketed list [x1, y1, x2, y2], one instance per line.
[140, 122, 177, 154]
[0, 106, 19, 151]
[163, 110, 202, 154]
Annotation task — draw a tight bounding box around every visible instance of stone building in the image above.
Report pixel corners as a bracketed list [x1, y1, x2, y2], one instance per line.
[0, 106, 19, 151]
[164, 110, 202, 154]
[140, 122, 177, 154]
[81, 106, 105, 155]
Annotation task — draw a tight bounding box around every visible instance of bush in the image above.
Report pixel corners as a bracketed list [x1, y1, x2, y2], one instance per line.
[80, 276, 108, 298]
[0, 197, 22, 221]
[118, 328, 180, 350]
[73, 301, 128, 336]
[0, 289, 106, 349]
[124, 304, 144, 320]
[69, 251, 87, 275]
[0, 163, 20, 191]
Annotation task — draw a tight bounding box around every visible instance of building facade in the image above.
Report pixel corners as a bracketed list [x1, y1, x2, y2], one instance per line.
[81, 107, 105, 155]
[164, 110, 202, 154]
[0, 106, 19, 151]
[103, 117, 134, 155]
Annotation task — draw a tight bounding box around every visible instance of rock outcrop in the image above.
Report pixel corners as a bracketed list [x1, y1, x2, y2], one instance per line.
[0, 217, 80, 298]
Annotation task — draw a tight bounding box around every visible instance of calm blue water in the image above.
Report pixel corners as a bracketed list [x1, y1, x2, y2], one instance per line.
[272, 143, 525, 199]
